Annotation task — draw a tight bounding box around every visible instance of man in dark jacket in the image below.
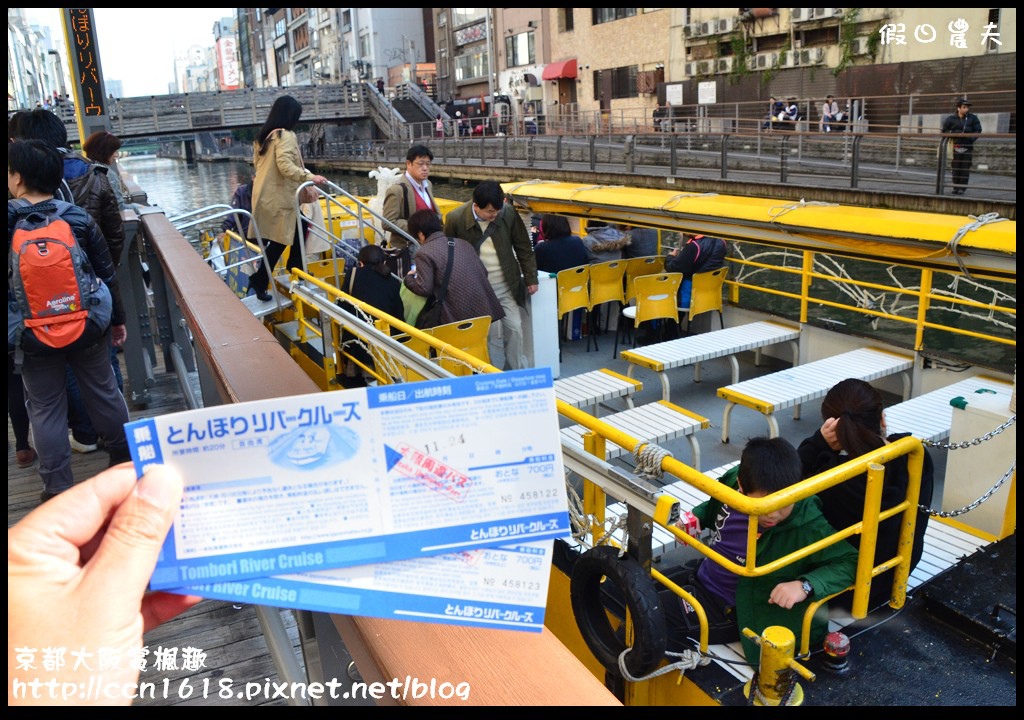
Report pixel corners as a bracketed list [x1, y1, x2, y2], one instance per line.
[665, 233, 728, 335]
[940, 98, 983, 194]
[665, 233, 727, 280]
[8, 140, 131, 503]
[443, 180, 537, 369]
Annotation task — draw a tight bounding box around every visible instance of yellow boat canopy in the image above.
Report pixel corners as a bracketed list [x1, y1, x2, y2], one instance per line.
[503, 180, 1016, 280]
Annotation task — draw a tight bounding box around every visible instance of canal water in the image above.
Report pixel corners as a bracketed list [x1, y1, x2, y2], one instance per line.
[117, 156, 475, 217]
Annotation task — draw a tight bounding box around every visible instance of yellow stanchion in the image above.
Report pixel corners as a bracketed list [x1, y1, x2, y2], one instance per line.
[741, 626, 815, 706]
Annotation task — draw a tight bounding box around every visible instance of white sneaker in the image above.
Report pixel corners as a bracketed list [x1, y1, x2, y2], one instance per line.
[69, 432, 98, 454]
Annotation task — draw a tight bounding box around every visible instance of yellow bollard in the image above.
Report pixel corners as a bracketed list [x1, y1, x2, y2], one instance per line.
[742, 626, 815, 706]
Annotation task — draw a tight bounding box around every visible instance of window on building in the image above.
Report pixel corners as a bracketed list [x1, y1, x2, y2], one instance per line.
[342, 9, 351, 29]
[592, 65, 638, 100]
[293, 23, 309, 51]
[504, 32, 535, 67]
[454, 50, 489, 82]
[561, 8, 574, 32]
[438, 45, 449, 80]
[359, 33, 371, 58]
[592, 8, 637, 25]
[438, 11, 448, 27]
[452, 8, 487, 26]
[274, 19, 286, 38]
[986, 8, 1001, 52]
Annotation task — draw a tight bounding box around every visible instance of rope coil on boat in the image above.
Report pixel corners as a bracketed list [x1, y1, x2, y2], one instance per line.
[616, 647, 707, 683]
[767, 198, 839, 221]
[658, 191, 719, 211]
[946, 212, 1009, 280]
[633, 442, 672, 482]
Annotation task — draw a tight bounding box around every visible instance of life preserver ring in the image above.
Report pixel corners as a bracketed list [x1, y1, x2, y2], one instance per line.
[570, 545, 667, 678]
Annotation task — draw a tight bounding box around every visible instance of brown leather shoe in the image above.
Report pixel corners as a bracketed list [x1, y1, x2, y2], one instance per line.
[16, 448, 37, 468]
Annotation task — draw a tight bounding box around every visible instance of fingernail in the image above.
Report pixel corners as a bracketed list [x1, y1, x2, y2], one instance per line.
[135, 465, 183, 510]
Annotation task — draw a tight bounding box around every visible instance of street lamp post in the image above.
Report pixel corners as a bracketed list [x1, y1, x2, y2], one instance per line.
[48, 50, 67, 97]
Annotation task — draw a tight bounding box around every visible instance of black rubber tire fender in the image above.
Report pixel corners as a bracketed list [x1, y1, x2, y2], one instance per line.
[570, 545, 668, 678]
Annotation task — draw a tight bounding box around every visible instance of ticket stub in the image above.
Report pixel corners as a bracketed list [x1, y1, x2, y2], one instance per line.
[178, 540, 553, 632]
[126, 369, 570, 589]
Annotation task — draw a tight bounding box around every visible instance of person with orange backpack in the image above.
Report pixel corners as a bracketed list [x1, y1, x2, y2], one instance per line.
[8, 139, 131, 503]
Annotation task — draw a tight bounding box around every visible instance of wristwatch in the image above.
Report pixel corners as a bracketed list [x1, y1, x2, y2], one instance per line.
[799, 578, 814, 597]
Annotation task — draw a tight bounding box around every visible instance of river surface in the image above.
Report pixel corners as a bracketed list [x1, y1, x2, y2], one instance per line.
[117, 156, 475, 217]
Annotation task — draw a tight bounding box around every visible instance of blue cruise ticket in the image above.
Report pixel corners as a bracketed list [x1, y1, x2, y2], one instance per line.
[177, 540, 554, 632]
[126, 369, 570, 590]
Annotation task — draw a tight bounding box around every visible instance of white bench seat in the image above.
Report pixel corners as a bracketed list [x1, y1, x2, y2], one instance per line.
[621, 320, 800, 403]
[884, 374, 1014, 443]
[560, 400, 709, 470]
[717, 347, 914, 442]
[554, 368, 643, 415]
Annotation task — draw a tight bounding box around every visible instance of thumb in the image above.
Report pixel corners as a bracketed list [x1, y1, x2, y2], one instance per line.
[83, 465, 184, 605]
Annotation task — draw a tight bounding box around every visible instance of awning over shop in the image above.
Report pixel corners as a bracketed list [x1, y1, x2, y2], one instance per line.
[541, 59, 577, 81]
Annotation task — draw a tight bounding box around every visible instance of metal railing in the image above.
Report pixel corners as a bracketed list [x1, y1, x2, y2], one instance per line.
[323, 129, 1016, 204]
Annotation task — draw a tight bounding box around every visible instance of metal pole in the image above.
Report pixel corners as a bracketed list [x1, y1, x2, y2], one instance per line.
[485, 10, 495, 104]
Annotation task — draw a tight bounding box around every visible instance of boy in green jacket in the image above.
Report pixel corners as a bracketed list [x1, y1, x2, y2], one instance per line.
[685, 437, 857, 662]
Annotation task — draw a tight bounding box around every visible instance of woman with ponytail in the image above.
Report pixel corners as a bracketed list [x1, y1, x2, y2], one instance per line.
[798, 378, 935, 610]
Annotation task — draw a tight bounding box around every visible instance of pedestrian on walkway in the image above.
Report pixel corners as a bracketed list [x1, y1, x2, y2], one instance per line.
[8, 139, 132, 502]
[940, 98, 982, 195]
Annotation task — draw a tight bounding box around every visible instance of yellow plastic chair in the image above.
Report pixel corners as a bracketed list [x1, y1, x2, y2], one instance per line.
[679, 266, 727, 334]
[388, 332, 434, 383]
[556, 265, 594, 353]
[588, 259, 627, 335]
[624, 255, 665, 304]
[305, 258, 347, 289]
[614, 272, 683, 358]
[425, 316, 492, 376]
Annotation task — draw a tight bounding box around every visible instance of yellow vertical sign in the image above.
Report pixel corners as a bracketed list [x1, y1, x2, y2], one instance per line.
[61, 8, 109, 146]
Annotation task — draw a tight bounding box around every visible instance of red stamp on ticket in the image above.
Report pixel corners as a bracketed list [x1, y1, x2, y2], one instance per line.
[391, 442, 471, 502]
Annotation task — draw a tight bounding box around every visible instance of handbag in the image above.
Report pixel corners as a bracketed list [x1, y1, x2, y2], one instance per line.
[400, 283, 428, 326]
[414, 238, 456, 330]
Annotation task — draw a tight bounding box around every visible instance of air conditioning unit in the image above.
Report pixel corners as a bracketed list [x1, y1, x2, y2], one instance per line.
[812, 8, 844, 20]
[717, 56, 735, 73]
[780, 50, 799, 68]
[791, 8, 813, 22]
[717, 17, 737, 34]
[851, 36, 870, 55]
[685, 21, 703, 38]
[700, 21, 714, 37]
[698, 60, 714, 75]
[801, 47, 825, 64]
[754, 52, 779, 69]
[684, 61, 699, 76]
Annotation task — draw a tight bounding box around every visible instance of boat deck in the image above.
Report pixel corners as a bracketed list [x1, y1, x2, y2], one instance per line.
[11, 316, 1007, 706]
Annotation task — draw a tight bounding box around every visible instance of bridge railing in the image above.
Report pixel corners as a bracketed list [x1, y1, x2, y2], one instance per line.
[104, 84, 374, 138]
[322, 130, 1016, 204]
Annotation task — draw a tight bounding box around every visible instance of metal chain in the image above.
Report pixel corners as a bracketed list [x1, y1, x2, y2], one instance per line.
[922, 415, 1015, 450]
[923, 460, 1016, 518]
[778, 669, 798, 706]
[918, 414, 1016, 517]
